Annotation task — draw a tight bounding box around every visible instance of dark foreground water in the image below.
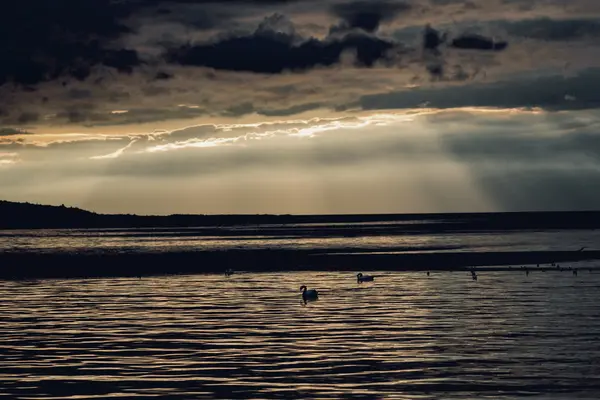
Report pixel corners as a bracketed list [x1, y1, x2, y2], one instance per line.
[2, 270, 600, 399]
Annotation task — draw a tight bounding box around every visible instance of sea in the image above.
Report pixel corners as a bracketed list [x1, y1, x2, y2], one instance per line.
[1, 221, 600, 399]
[1, 222, 599, 254]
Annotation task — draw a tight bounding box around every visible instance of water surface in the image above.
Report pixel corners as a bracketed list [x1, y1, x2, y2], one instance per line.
[1, 271, 599, 399]
[1, 227, 598, 254]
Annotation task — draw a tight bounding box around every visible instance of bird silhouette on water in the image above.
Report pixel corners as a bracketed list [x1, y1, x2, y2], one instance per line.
[300, 285, 319, 304]
[357, 273, 374, 283]
[471, 270, 478, 281]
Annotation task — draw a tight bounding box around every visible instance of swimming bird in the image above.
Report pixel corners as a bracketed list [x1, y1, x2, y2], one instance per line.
[427, 271, 430, 276]
[300, 285, 318, 303]
[357, 273, 374, 283]
[471, 270, 478, 281]
[573, 269, 578, 276]
[225, 269, 234, 277]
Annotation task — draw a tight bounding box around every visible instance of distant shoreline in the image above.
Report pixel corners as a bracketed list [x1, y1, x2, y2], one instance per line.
[1, 250, 598, 280]
[3, 199, 600, 280]
[2, 199, 600, 230]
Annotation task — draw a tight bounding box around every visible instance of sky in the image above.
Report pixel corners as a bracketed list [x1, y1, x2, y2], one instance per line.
[1, 0, 600, 215]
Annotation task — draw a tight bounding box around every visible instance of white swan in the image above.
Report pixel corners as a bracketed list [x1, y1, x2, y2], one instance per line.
[357, 273, 374, 283]
[300, 285, 318, 302]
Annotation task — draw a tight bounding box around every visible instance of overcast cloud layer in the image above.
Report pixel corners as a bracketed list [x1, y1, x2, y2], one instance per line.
[1, 0, 600, 132]
[2, 1, 600, 214]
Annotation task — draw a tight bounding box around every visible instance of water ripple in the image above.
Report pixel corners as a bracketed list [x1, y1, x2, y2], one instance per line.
[1, 271, 599, 399]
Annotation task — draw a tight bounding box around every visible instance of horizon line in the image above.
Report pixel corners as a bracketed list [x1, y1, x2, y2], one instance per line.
[2, 199, 600, 219]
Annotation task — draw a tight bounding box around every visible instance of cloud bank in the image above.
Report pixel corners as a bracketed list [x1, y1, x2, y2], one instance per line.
[1, 0, 600, 214]
[1, 0, 599, 131]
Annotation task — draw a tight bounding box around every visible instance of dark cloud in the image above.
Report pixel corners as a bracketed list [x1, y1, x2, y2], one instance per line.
[450, 34, 508, 51]
[361, 68, 600, 111]
[165, 14, 397, 73]
[59, 107, 208, 127]
[17, 112, 40, 124]
[426, 63, 444, 78]
[0, 1, 141, 87]
[222, 102, 256, 117]
[504, 18, 600, 41]
[136, 2, 238, 34]
[258, 102, 323, 116]
[422, 24, 506, 53]
[329, 0, 412, 33]
[423, 24, 446, 52]
[144, 0, 302, 4]
[67, 89, 93, 100]
[2, 0, 599, 130]
[154, 72, 174, 80]
[222, 101, 324, 117]
[0, 128, 31, 136]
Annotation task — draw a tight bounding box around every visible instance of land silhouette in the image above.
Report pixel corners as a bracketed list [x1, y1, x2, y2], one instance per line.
[1, 200, 599, 279]
[2, 200, 600, 230]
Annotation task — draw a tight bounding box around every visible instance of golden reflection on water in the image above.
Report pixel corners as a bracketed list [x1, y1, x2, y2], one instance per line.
[1, 228, 599, 254]
[1, 271, 600, 399]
